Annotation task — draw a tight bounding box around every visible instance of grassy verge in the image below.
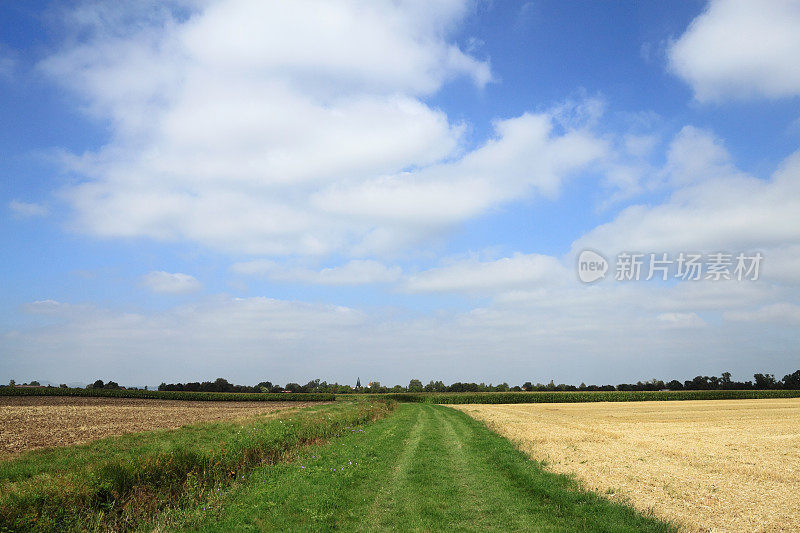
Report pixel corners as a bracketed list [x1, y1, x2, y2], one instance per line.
[0, 400, 393, 531]
[158, 404, 674, 532]
[349, 389, 800, 404]
[0, 386, 333, 402]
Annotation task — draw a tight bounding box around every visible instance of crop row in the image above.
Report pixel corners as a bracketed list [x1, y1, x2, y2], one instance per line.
[365, 389, 800, 404]
[0, 386, 334, 402]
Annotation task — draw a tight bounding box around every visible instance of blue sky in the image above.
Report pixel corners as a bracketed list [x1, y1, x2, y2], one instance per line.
[1, 0, 799, 387]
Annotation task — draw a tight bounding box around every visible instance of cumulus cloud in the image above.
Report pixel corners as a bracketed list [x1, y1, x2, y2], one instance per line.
[724, 303, 800, 325]
[231, 259, 402, 285]
[9, 200, 48, 218]
[0, 44, 14, 78]
[669, 0, 800, 101]
[42, 0, 606, 257]
[573, 131, 800, 275]
[6, 284, 797, 386]
[660, 126, 740, 187]
[141, 271, 202, 294]
[656, 312, 706, 328]
[405, 253, 567, 294]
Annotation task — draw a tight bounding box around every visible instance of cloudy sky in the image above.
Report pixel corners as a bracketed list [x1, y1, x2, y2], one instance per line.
[2, 0, 799, 387]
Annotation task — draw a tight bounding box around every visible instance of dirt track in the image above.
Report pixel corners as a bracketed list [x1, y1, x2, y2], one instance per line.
[0, 396, 320, 458]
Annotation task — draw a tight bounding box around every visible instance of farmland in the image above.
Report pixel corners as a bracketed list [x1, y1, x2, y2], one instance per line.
[0, 396, 327, 459]
[2, 394, 798, 531]
[455, 399, 800, 532]
[0, 400, 393, 531]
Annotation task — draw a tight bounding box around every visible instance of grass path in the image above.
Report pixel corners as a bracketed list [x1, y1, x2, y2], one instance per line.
[164, 404, 674, 532]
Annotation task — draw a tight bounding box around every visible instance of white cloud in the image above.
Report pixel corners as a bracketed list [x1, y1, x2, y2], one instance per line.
[669, 0, 800, 101]
[21, 299, 82, 315]
[141, 271, 202, 294]
[724, 303, 800, 325]
[0, 44, 14, 78]
[660, 126, 739, 187]
[405, 253, 567, 294]
[573, 133, 800, 267]
[9, 200, 48, 218]
[231, 259, 402, 285]
[6, 286, 798, 386]
[42, 0, 606, 257]
[656, 312, 706, 328]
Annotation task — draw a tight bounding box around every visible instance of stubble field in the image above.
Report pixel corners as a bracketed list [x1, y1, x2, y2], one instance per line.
[454, 398, 800, 532]
[0, 396, 322, 459]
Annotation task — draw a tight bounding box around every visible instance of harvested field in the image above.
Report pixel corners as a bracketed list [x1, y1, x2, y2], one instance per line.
[0, 396, 323, 458]
[454, 399, 800, 532]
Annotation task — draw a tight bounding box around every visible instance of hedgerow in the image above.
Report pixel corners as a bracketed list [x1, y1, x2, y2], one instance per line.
[0, 386, 333, 402]
[361, 389, 800, 404]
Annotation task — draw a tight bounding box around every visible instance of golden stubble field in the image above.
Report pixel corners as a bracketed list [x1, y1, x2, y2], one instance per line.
[0, 396, 323, 459]
[454, 399, 800, 532]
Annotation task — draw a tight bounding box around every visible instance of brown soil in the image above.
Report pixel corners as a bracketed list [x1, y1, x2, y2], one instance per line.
[0, 396, 323, 459]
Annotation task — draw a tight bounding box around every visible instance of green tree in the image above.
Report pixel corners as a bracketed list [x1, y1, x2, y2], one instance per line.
[408, 379, 423, 392]
[783, 370, 800, 389]
[754, 373, 777, 389]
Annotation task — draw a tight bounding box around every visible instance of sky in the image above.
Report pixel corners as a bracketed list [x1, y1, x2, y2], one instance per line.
[1, 0, 799, 388]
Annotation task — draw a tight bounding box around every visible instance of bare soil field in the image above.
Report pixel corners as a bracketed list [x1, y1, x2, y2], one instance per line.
[454, 399, 800, 532]
[0, 396, 322, 459]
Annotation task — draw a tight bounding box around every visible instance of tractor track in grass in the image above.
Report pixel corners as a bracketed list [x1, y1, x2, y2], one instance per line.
[169, 404, 673, 532]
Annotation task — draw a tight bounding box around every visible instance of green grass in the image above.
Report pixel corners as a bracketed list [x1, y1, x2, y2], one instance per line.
[0, 400, 393, 531]
[156, 404, 675, 532]
[0, 386, 334, 402]
[352, 389, 800, 404]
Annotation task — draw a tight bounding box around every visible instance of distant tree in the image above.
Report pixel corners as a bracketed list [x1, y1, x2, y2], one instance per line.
[782, 370, 800, 389]
[666, 380, 683, 390]
[284, 382, 302, 393]
[303, 379, 321, 393]
[104, 381, 120, 390]
[59, 383, 68, 388]
[8, 379, 15, 386]
[356, 377, 361, 390]
[408, 379, 423, 393]
[91, 379, 104, 389]
[257, 381, 273, 392]
[754, 373, 777, 389]
[522, 381, 533, 391]
[28, 380, 41, 386]
[213, 378, 233, 392]
[423, 380, 446, 392]
[685, 376, 710, 390]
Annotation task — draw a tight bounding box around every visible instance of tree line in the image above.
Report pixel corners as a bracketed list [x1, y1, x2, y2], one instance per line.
[153, 370, 800, 394]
